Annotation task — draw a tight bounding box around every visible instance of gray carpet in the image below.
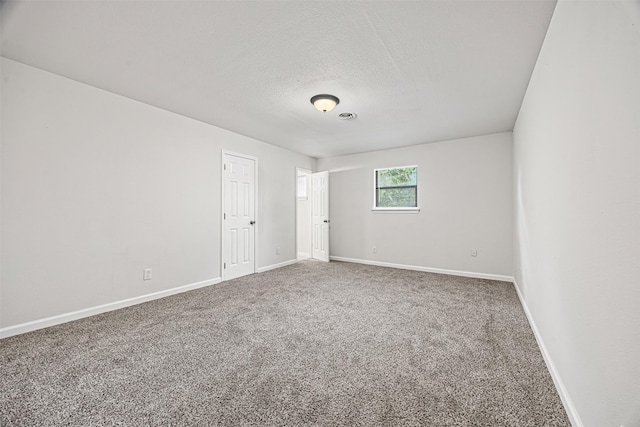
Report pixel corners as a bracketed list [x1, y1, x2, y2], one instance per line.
[1, 260, 570, 426]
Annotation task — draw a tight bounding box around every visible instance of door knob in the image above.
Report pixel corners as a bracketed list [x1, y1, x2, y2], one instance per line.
[323, 220, 329, 223]
[249, 220, 255, 225]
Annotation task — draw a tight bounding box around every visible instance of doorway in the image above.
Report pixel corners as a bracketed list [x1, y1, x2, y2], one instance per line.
[296, 169, 330, 262]
[296, 168, 312, 260]
[222, 151, 257, 280]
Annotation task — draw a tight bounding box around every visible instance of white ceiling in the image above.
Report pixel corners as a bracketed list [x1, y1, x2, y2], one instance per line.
[1, 0, 556, 158]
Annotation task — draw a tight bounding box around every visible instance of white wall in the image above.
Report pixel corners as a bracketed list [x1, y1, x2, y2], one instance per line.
[0, 57, 315, 331]
[513, 1, 640, 426]
[317, 133, 513, 279]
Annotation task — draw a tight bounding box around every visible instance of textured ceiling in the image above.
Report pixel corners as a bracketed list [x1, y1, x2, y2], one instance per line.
[1, 1, 556, 158]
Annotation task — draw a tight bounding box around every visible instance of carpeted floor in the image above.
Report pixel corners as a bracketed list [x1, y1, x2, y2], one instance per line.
[0, 260, 570, 426]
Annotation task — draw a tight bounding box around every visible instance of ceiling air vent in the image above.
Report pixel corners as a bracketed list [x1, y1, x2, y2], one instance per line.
[337, 112, 357, 120]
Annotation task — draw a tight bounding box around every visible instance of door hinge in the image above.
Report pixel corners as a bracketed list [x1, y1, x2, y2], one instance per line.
[224, 263, 226, 269]
[224, 163, 226, 170]
[224, 213, 226, 220]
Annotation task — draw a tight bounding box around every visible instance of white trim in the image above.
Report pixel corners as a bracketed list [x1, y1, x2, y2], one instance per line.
[512, 279, 583, 427]
[371, 208, 420, 213]
[222, 150, 258, 162]
[330, 256, 513, 282]
[297, 251, 311, 260]
[256, 259, 297, 273]
[0, 277, 222, 339]
[221, 150, 258, 281]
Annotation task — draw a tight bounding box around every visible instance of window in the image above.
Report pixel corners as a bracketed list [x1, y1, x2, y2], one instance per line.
[374, 166, 418, 210]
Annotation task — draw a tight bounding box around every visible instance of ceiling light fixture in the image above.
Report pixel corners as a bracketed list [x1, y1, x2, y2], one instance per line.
[310, 94, 340, 112]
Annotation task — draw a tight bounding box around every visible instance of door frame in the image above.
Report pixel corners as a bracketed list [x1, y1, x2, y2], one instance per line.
[295, 167, 313, 261]
[221, 150, 259, 281]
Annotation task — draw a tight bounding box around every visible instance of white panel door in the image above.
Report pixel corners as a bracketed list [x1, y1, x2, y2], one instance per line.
[312, 171, 329, 262]
[223, 154, 256, 280]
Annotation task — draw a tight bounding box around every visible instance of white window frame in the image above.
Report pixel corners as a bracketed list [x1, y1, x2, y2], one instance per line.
[372, 165, 420, 213]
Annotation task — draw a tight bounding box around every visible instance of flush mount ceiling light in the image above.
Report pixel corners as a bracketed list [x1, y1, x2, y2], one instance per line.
[310, 94, 340, 112]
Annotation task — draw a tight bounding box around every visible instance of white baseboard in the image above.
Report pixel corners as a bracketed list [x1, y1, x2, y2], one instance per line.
[0, 277, 222, 339]
[329, 256, 513, 282]
[512, 279, 583, 427]
[297, 252, 310, 260]
[257, 259, 297, 273]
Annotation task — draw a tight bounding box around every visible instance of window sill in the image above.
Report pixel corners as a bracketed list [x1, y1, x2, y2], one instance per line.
[371, 208, 420, 214]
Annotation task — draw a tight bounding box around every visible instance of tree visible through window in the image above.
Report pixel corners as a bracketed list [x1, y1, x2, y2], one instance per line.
[375, 166, 418, 208]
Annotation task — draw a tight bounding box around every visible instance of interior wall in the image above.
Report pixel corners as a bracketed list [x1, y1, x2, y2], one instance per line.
[296, 169, 312, 259]
[0, 57, 315, 330]
[317, 132, 513, 278]
[512, 1, 640, 426]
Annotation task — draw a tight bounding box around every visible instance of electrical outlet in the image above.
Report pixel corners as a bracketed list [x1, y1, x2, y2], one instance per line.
[471, 249, 478, 257]
[143, 268, 152, 280]
[276, 247, 281, 255]
[372, 246, 377, 254]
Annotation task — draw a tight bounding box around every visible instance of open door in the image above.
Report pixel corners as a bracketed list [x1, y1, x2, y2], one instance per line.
[312, 171, 329, 262]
